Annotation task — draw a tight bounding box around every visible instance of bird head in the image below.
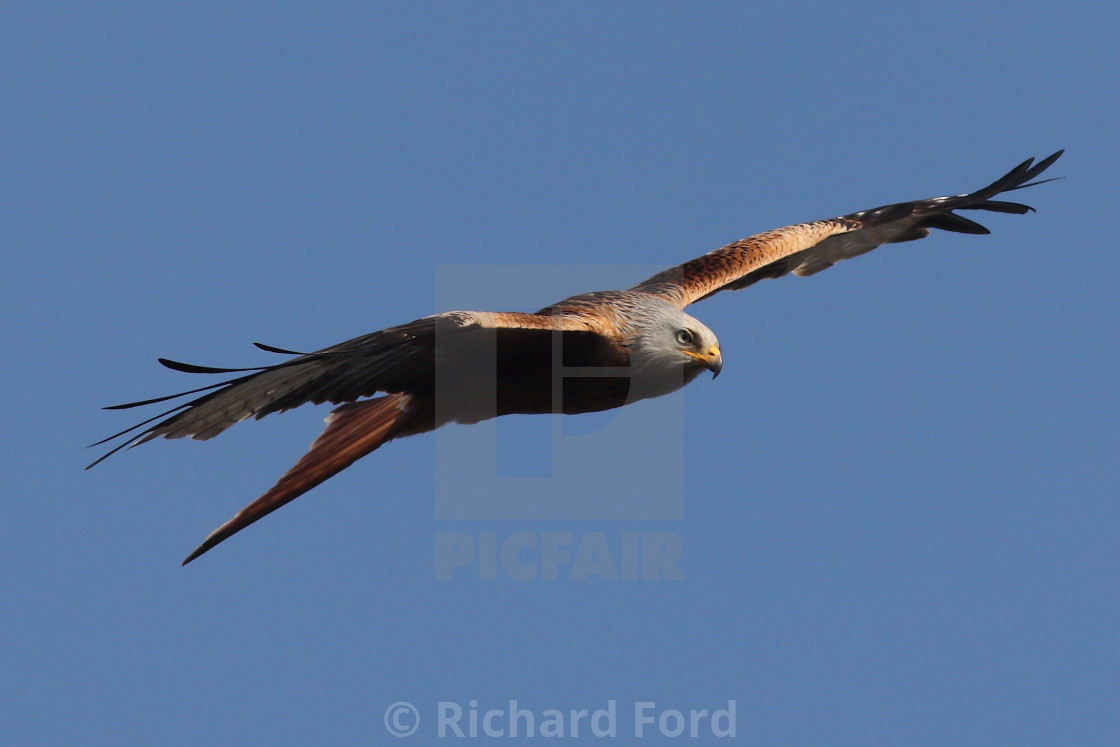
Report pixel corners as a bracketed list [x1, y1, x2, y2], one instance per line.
[624, 300, 722, 401]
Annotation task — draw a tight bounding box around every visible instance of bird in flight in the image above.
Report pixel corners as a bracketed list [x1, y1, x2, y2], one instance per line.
[91, 151, 1063, 564]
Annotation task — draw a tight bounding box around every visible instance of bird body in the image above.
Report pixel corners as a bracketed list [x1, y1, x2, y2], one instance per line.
[91, 152, 1063, 563]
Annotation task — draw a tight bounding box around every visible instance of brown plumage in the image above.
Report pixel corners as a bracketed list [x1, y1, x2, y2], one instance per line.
[633, 150, 1063, 306]
[91, 151, 1062, 564]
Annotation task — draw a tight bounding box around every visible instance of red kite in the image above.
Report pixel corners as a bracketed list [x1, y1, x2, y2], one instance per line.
[91, 152, 1063, 564]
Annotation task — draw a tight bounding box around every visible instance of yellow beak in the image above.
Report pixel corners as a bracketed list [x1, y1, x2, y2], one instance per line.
[687, 345, 723, 378]
[705, 345, 723, 378]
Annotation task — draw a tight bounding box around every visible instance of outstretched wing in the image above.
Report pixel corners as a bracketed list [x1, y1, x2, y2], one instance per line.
[88, 309, 608, 468]
[631, 151, 1063, 309]
[87, 314, 456, 467]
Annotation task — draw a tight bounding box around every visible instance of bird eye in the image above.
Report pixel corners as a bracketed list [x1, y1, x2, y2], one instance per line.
[676, 329, 694, 346]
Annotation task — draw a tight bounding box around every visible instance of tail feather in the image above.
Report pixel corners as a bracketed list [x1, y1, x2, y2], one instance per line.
[181, 393, 416, 564]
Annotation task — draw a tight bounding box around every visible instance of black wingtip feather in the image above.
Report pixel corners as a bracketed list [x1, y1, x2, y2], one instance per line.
[914, 151, 1063, 233]
[959, 150, 1064, 207]
[923, 212, 991, 235]
[89, 401, 195, 449]
[969, 200, 1034, 214]
[253, 342, 311, 355]
[1028, 150, 1064, 178]
[159, 357, 268, 375]
[1007, 176, 1062, 192]
[102, 379, 238, 410]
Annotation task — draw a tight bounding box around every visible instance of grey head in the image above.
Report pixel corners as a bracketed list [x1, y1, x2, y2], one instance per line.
[622, 294, 722, 404]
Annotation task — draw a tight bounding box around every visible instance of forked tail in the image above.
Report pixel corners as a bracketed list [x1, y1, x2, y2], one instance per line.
[182, 393, 416, 564]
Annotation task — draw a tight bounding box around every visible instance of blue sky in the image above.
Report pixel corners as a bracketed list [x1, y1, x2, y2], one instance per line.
[3, 2, 1118, 744]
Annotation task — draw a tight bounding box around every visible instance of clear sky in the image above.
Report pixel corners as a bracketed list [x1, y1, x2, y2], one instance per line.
[3, 2, 1117, 744]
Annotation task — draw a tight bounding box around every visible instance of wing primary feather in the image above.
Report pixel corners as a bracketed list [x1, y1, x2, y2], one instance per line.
[920, 212, 991, 235]
[965, 199, 1033, 214]
[102, 378, 242, 410]
[85, 402, 195, 466]
[158, 349, 354, 377]
[1005, 176, 1061, 192]
[158, 357, 271, 375]
[253, 342, 311, 355]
